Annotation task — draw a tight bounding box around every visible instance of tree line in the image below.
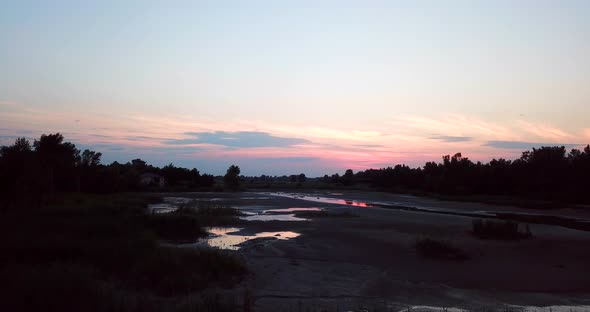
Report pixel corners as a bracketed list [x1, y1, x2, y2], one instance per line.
[3, 132, 590, 211]
[0, 133, 215, 212]
[327, 146, 590, 203]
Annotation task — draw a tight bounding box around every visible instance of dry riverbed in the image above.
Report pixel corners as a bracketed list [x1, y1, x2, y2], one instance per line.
[153, 190, 590, 312]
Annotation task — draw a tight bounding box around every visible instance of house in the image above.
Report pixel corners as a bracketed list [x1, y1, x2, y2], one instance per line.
[140, 173, 166, 187]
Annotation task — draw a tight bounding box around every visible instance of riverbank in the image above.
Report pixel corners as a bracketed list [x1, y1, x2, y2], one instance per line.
[173, 190, 590, 311]
[3, 190, 590, 311]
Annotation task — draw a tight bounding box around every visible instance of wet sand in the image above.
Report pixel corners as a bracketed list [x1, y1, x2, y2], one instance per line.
[170, 190, 590, 311]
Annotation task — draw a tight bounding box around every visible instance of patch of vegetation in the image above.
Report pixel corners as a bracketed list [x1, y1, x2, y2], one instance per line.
[44, 192, 161, 216]
[175, 200, 242, 226]
[141, 213, 206, 241]
[471, 219, 532, 240]
[177, 200, 241, 216]
[0, 193, 247, 312]
[415, 237, 470, 261]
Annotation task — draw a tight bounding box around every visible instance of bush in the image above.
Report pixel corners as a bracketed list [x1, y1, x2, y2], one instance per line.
[471, 219, 532, 240]
[0, 193, 247, 311]
[176, 200, 240, 216]
[141, 214, 205, 241]
[415, 237, 470, 260]
[174, 200, 242, 226]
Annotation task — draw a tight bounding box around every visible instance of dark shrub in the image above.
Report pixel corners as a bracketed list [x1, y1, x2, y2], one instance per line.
[472, 219, 532, 240]
[140, 214, 205, 241]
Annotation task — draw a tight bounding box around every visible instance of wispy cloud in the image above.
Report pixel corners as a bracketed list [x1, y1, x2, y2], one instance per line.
[254, 156, 319, 162]
[430, 135, 473, 142]
[396, 115, 515, 140]
[516, 120, 574, 141]
[395, 115, 587, 148]
[484, 141, 579, 149]
[352, 144, 385, 148]
[3, 105, 589, 175]
[165, 131, 309, 148]
[0, 100, 19, 107]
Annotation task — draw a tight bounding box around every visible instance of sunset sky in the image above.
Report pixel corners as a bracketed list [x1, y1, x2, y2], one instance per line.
[1, 1, 589, 176]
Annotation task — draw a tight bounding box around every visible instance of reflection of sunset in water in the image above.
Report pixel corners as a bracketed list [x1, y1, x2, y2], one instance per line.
[263, 192, 373, 208]
[344, 200, 369, 207]
[203, 227, 301, 250]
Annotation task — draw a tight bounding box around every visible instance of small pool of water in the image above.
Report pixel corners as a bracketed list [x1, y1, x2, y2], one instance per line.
[240, 214, 309, 222]
[239, 207, 323, 222]
[263, 207, 324, 213]
[262, 192, 372, 207]
[201, 227, 300, 250]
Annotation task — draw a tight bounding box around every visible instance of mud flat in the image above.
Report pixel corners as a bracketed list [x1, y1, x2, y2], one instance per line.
[167, 190, 590, 311]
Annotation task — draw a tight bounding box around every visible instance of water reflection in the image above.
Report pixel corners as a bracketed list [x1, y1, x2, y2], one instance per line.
[344, 200, 369, 207]
[240, 207, 323, 222]
[263, 207, 323, 213]
[261, 192, 372, 208]
[202, 227, 301, 250]
[240, 214, 308, 222]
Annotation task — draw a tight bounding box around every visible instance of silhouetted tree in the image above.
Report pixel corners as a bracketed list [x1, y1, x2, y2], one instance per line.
[199, 173, 215, 187]
[128, 158, 145, 171]
[0, 138, 41, 212]
[79, 149, 102, 192]
[34, 133, 80, 195]
[81, 149, 102, 167]
[224, 165, 241, 191]
[298, 173, 307, 183]
[341, 169, 354, 186]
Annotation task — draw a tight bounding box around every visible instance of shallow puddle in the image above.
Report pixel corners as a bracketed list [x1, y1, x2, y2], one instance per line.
[262, 192, 372, 207]
[240, 207, 322, 221]
[201, 227, 300, 250]
[240, 214, 308, 222]
[263, 207, 323, 213]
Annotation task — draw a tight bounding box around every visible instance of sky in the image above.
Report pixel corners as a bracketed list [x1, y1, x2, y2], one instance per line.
[1, 1, 589, 176]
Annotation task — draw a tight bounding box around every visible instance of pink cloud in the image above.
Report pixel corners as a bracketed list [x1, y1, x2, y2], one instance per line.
[2, 105, 586, 175]
[394, 115, 516, 140]
[516, 120, 574, 141]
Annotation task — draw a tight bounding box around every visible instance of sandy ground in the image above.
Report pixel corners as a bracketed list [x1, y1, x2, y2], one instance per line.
[175, 190, 590, 312]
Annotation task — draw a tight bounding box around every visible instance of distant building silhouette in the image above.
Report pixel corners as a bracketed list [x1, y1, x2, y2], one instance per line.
[140, 172, 166, 187]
